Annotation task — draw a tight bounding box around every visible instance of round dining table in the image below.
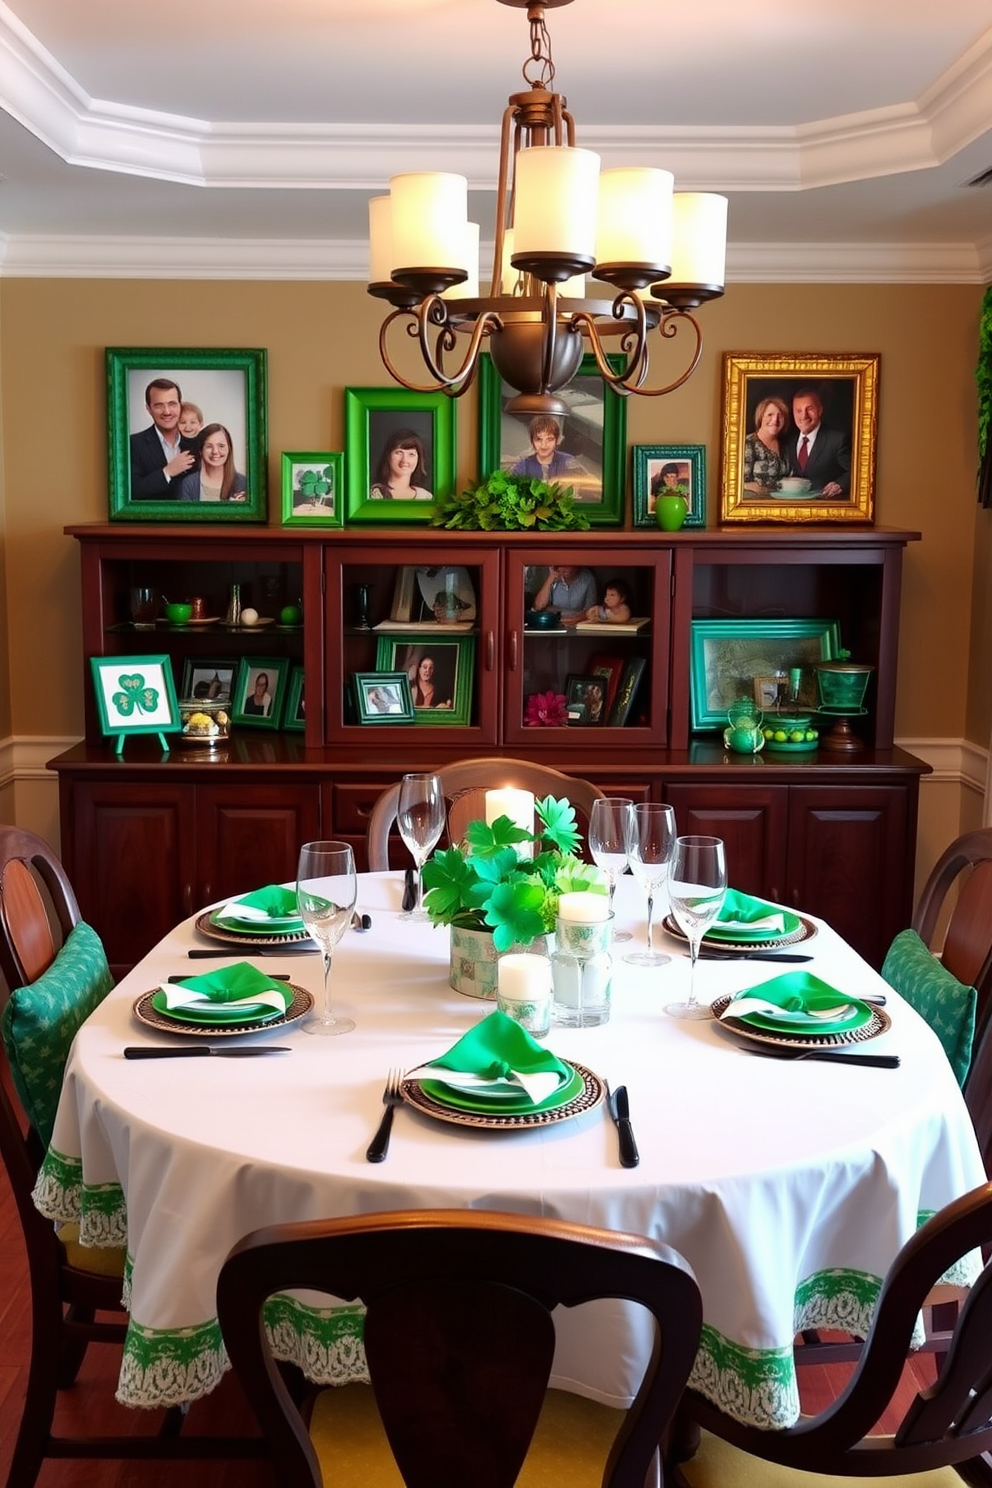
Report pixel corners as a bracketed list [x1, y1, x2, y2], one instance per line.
[34, 872, 986, 1431]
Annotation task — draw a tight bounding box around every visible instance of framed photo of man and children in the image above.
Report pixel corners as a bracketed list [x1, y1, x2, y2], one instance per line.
[719, 352, 879, 525]
[477, 351, 627, 526]
[106, 348, 268, 523]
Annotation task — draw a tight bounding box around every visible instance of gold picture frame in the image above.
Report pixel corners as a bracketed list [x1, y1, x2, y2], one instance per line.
[719, 352, 879, 525]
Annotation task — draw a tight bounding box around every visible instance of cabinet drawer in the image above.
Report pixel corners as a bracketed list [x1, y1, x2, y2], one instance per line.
[332, 782, 392, 835]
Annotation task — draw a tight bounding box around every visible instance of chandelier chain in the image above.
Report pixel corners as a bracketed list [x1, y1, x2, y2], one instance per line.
[523, 11, 555, 90]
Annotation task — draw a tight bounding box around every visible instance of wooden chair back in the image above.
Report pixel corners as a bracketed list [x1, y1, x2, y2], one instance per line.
[0, 824, 81, 990]
[366, 758, 606, 870]
[218, 1208, 702, 1488]
[913, 827, 992, 1019]
[674, 1181, 992, 1485]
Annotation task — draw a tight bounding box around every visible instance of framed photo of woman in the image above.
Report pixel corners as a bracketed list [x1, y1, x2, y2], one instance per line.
[373, 634, 474, 726]
[232, 657, 290, 730]
[344, 388, 456, 525]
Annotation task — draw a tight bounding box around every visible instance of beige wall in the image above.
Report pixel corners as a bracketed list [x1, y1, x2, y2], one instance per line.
[0, 278, 987, 760]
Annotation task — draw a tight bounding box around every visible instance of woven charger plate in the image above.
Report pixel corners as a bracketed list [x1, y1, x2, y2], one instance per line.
[194, 910, 313, 947]
[402, 1062, 604, 1130]
[711, 992, 891, 1049]
[663, 912, 817, 954]
[133, 983, 312, 1038]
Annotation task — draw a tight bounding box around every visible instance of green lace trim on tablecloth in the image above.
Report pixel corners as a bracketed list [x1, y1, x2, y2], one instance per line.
[32, 1147, 127, 1247]
[690, 1324, 798, 1429]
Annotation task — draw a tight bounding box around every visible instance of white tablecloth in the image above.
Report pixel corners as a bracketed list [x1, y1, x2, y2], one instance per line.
[34, 874, 985, 1428]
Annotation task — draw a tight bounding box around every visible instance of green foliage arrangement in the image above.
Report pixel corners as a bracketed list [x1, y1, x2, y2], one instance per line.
[430, 471, 591, 531]
[421, 795, 606, 951]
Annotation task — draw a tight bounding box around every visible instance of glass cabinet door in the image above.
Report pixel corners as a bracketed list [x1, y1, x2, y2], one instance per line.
[502, 546, 672, 747]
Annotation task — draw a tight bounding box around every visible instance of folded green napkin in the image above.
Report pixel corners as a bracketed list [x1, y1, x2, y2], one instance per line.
[411, 1010, 570, 1105]
[214, 884, 305, 932]
[158, 963, 292, 1015]
[725, 970, 871, 1035]
[707, 888, 801, 942]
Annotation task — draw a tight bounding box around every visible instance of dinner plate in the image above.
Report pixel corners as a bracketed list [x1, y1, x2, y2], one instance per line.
[711, 992, 891, 1049]
[194, 910, 313, 947]
[732, 1000, 872, 1036]
[402, 1061, 604, 1129]
[663, 912, 816, 954]
[422, 1063, 583, 1116]
[133, 984, 312, 1037]
[212, 912, 305, 934]
[149, 990, 285, 1026]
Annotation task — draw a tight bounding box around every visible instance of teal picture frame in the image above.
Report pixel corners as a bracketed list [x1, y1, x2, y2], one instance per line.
[353, 671, 416, 724]
[281, 451, 344, 528]
[690, 618, 841, 731]
[477, 351, 626, 526]
[90, 654, 181, 754]
[106, 347, 268, 522]
[232, 656, 291, 730]
[344, 387, 456, 524]
[283, 665, 306, 732]
[632, 444, 706, 528]
[374, 633, 474, 726]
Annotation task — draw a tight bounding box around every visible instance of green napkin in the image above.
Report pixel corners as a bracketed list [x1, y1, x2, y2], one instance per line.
[411, 1010, 570, 1106]
[706, 888, 801, 942]
[213, 884, 305, 932]
[157, 963, 292, 1016]
[724, 970, 872, 1036]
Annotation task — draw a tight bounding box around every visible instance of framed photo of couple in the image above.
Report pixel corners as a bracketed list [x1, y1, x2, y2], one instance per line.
[719, 352, 879, 525]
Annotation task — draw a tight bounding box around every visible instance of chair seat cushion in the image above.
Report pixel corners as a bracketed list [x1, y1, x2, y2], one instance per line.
[676, 1427, 965, 1488]
[0, 920, 113, 1147]
[57, 1222, 127, 1278]
[309, 1382, 624, 1488]
[882, 928, 977, 1087]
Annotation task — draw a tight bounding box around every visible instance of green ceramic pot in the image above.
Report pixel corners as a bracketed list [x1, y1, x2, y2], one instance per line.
[655, 494, 688, 532]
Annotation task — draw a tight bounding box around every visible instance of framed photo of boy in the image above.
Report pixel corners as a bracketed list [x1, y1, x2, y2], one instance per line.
[232, 657, 290, 730]
[281, 452, 344, 528]
[180, 659, 236, 703]
[344, 388, 455, 524]
[373, 634, 474, 727]
[106, 347, 268, 523]
[632, 444, 706, 528]
[478, 352, 626, 525]
[719, 352, 879, 525]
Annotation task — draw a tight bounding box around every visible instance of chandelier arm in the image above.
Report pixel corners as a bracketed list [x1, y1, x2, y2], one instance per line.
[568, 302, 706, 398]
[378, 303, 503, 397]
[490, 104, 518, 297]
[541, 281, 561, 392]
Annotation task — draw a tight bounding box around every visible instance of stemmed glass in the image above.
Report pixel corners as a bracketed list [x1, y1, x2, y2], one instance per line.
[588, 797, 633, 943]
[665, 835, 728, 1021]
[297, 841, 357, 1036]
[623, 803, 676, 967]
[396, 772, 445, 921]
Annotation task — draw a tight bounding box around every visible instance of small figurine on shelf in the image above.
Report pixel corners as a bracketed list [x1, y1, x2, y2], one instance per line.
[355, 584, 371, 631]
[224, 583, 241, 627]
[584, 577, 632, 625]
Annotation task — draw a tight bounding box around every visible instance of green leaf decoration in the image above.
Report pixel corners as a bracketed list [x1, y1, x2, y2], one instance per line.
[483, 881, 547, 951]
[535, 795, 581, 856]
[463, 817, 531, 858]
[554, 860, 609, 897]
[111, 672, 159, 717]
[430, 473, 591, 531]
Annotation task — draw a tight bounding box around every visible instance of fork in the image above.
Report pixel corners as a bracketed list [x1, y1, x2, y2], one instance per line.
[366, 1069, 404, 1162]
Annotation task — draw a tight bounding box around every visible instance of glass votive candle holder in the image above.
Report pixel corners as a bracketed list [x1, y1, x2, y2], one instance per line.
[496, 952, 552, 1038]
[552, 907, 615, 1028]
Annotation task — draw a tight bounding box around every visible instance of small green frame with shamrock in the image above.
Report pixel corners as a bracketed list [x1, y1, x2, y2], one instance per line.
[280, 451, 345, 528]
[90, 654, 181, 755]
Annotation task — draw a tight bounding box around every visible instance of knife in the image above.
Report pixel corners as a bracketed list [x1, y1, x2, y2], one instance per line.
[401, 867, 417, 913]
[123, 1046, 292, 1059]
[749, 1048, 900, 1068]
[608, 1084, 639, 1168]
[352, 912, 372, 932]
[188, 946, 316, 958]
[697, 950, 814, 963]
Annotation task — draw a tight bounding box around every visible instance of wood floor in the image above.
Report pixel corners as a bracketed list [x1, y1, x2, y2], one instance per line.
[0, 1152, 938, 1488]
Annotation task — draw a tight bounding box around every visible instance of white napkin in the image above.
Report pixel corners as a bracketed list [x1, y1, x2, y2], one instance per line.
[157, 983, 289, 1014]
[216, 901, 297, 923]
[716, 912, 787, 934]
[721, 996, 852, 1022]
[406, 1062, 562, 1105]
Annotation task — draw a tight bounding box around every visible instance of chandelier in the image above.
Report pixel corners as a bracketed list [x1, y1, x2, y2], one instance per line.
[367, 0, 727, 417]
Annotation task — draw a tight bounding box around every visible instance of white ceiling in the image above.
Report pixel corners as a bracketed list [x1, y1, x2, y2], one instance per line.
[1, 0, 991, 281]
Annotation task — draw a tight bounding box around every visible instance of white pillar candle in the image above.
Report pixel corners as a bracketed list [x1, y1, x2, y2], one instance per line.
[485, 789, 534, 838]
[498, 953, 551, 1003]
[557, 891, 611, 923]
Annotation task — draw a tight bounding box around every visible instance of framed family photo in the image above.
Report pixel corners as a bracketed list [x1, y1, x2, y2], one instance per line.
[106, 347, 268, 522]
[352, 671, 415, 724]
[180, 658, 236, 702]
[719, 352, 879, 525]
[478, 352, 626, 525]
[344, 388, 456, 524]
[631, 444, 706, 528]
[281, 452, 344, 528]
[232, 657, 290, 730]
[90, 655, 181, 744]
[689, 618, 841, 730]
[373, 634, 474, 726]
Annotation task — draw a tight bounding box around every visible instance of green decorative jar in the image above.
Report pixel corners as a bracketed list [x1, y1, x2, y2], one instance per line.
[815, 661, 873, 712]
[655, 494, 688, 532]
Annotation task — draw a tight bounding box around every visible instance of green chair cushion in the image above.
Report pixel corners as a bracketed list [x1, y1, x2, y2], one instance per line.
[0, 920, 113, 1147]
[881, 928, 977, 1087]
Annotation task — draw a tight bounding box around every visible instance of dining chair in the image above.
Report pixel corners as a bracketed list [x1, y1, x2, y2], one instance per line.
[365, 757, 606, 870]
[670, 1180, 992, 1488]
[0, 824, 264, 1487]
[217, 1207, 703, 1488]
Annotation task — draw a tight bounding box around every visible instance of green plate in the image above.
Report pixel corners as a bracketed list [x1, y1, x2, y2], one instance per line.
[706, 912, 802, 943]
[729, 970, 873, 1037]
[150, 991, 284, 1026]
[211, 912, 306, 935]
[432, 1069, 571, 1104]
[421, 1062, 582, 1116]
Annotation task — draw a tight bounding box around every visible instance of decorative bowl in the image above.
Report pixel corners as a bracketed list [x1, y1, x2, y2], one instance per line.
[524, 609, 562, 630]
[178, 699, 231, 747]
[762, 713, 819, 751]
[165, 601, 192, 625]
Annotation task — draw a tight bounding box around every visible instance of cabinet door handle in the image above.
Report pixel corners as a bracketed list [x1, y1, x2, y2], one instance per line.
[183, 883, 194, 915]
[486, 630, 495, 671]
[770, 886, 782, 903]
[509, 631, 519, 671]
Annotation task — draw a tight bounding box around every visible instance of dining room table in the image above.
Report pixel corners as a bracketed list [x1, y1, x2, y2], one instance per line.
[33, 872, 986, 1433]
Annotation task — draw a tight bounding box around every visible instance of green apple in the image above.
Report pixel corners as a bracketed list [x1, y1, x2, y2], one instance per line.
[280, 604, 302, 625]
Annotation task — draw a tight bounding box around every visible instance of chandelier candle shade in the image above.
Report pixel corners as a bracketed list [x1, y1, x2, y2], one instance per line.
[368, 0, 728, 415]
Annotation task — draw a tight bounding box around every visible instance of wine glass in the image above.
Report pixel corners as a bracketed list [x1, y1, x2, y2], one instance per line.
[623, 803, 676, 967]
[396, 772, 445, 921]
[588, 797, 633, 943]
[297, 841, 358, 1036]
[665, 835, 728, 1021]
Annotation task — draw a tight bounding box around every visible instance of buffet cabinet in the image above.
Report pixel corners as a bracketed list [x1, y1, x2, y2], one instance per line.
[52, 523, 926, 976]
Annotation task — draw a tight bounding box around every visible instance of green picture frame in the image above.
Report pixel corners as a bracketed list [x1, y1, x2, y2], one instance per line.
[281, 451, 345, 528]
[283, 665, 306, 732]
[344, 388, 456, 524]
[477, 351, 626, 526]
[106, 347, 268, 522]
[690, 618, 841, 731]
[632, 444, 706, 528]
[232, 656, 291, 730]
[353, 671, 416, 724]
[90, 654, 181, 749]
[373, 633, 474, 726]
